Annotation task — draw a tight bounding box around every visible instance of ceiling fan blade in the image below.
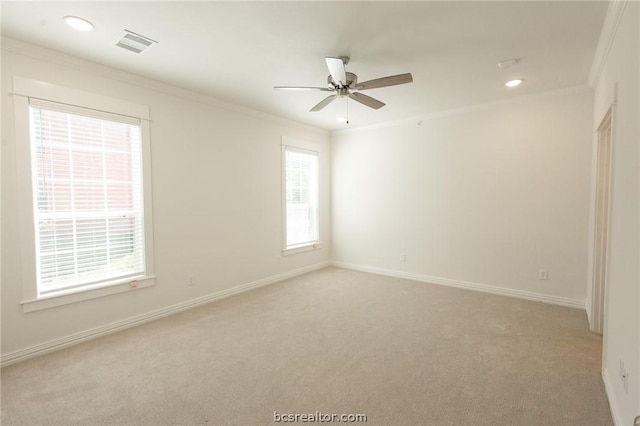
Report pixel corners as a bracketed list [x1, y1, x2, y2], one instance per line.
[348, 92, 385, 110]
[355, 73, 413, 90]
[310, 95, 338, 112]
[274, 86, 332, 91]
[325, 57, 347, 86]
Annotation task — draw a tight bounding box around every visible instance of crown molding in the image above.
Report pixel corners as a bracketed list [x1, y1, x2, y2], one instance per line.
[588, 0, 627, 87]
[0, 37, 329, 137]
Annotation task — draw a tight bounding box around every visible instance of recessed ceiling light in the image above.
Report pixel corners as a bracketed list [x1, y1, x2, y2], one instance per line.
[63, 16, 94, 32]
[505, 79, 523, 88]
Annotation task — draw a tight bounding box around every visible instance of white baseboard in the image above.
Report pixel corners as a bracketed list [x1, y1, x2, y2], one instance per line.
[331, 261, 585, 309]
[602, 368, 623, 425]
[585, 296, 593, 328]
[1, 261, 330, 367]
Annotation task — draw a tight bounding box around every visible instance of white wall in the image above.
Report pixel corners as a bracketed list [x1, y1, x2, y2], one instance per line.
[332, 88, 594, 306]
[591, 2, 640, 424]
[1, 39, 331, 357]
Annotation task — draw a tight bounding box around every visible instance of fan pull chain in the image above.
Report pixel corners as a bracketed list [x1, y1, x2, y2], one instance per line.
[346, 97, 349, 124]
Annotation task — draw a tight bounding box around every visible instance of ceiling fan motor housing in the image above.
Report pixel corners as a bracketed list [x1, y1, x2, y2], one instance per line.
[328, 72, 358, 89]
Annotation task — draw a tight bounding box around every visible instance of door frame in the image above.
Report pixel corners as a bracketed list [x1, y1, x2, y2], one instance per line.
[590, 105, 613, 337]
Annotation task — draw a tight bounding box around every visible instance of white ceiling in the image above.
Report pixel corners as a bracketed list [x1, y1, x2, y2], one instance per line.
[1, 1, 608, 131]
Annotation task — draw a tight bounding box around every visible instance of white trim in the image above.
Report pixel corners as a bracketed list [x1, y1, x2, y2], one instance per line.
[13, 76, 149, 120]
[588, 0, 628, 87]
[600, 97, 618, 373]
[602, 368, 623, 426]
[282, 242, 323, 256]
[281, 138, 321, 253]
[1, 37, 329, 137]
[588, 105, 615, 334]
[28, 98, 141, 126]
[332, 85, 592, 136]
[140, 119, 156, 287]
[586, 115, 599, 330]
[0, 261, 330, 367]
[331, 261, 585, 309]
[13, 79, 156, 310]
[281, 136, 322, 152]
[14, 95, 39, 302]
[21, 276, 156, 313]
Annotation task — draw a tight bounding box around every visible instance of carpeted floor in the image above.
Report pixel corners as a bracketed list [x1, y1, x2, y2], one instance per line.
[1, 267, 612, 425]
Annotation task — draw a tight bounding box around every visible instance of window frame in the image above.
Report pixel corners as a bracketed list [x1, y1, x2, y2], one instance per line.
[13, 77, 155, 313]
[281, 137, 322, 256]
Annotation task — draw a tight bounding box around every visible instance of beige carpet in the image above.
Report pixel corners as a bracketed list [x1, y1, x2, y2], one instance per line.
[1, 267, 612, 425]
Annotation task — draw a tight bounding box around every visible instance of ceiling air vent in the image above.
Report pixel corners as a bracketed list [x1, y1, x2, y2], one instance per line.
[115, 30, 157, 54]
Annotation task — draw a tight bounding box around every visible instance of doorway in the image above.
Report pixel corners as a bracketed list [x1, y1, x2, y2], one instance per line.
[590, 107, 613, 335]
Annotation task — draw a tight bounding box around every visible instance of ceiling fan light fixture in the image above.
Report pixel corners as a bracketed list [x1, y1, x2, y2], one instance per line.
[63, 16, 94, 32]
[505, 79, 524, 88]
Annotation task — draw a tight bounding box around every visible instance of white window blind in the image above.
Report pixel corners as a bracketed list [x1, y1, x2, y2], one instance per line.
[284, 146, 319, 248]
[29, 104, 145, 296]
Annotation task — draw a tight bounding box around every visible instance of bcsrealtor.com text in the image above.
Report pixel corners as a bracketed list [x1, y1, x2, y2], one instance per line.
[274, 411, 367, 423]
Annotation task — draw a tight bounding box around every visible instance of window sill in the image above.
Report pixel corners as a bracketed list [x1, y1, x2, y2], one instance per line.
[21, 275, 155, 313]
[282, 242, 323, 256]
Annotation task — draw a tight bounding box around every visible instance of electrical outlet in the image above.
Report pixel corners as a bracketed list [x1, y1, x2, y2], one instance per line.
[538, 269, 548, 280]
[400, 253, 406, 262]
[187, 274, 194, 286]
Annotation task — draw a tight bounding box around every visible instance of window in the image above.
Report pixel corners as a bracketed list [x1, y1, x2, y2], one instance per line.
[283, 143, 319, 253]
[14, 77, 154, 311]
[30, 105, 144, 295]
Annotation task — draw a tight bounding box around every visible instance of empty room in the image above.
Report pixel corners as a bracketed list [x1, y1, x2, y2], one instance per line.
[1, 1, 638, 425]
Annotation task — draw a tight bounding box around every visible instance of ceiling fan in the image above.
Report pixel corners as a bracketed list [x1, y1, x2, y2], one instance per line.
[274, 56, 413, 112]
